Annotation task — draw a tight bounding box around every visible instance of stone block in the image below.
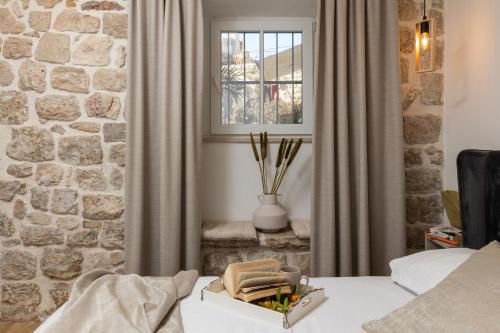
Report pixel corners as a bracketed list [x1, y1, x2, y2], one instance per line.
[3, 37, 32, 59]
[0, 91, 28, 125]
[406, 194, 443, 225]
[69, 121, 100, 133]
[420, 73, 443, 105]
[398, 0, 419, 21]
[19, 60, 47, 93]
[404, 148, 423, 167]
[75, 168, 106, 191]
[405, 168, 442, 194]
[1, 250, 36, 280]
[403, 114, 441, 144]
[54, 9, 100, 33]
[35, 162, 64, 186]
[67, 229, 99, 247]
[29, 11, 51, 31]
[81, 1, 124, 10]
[93, 68, 127, 92]
[85, 92, 121, 119]
[20, 225, 64, 246]
[0, 180, 25, 202]
[100, 220, 124, 249]
[83, 194, 123, 220]
[258, 229, 310, 249]
[0, 283, 41, 321]
[41, 247, 83, 279]
[56, 216, 80, 230]
[35, 32, 70, 64]
[202, 250, 243, 276]
[399, 26, 414, 54]
[103, 13, 127, 38]
[50, 188, 78, 215]
[27, 212, 52, 225]
[0, 8, 25, 34]
[7, 163, 33, 178]
[103, 123, 126, 142]
[58, 135, 103, 166]
[109, 143, 125, 166]
[51, 66, 89, 93]
[73, 35, 112, 66]
[0, 60, 14, 86]
[0, 213, 15, 237]
[7, 127, 55, 162]
[31, 186, 50, 211]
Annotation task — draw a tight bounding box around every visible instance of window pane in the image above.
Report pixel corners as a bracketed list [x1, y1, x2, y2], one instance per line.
[263, 33, 277, 81]
[277, 33, 293, 80]
[225, 33, 245, 82]
[220, 32, 229, 81]
[221, 83, 229, 124]
[278, 84, 293, 124]
[245, 33, 260, 82]
[222, 83, 244, 124]
[218, 29, 305, 128]
[293, 83, 303, 124]
[263, 83, 278, 124]
[293, 33, 302, 81]
[245, 84, 260, 124]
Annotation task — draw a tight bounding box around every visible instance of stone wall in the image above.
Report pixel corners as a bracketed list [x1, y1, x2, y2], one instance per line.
[201, 221, 310, 276]
[399, 0, 445, 251]
[0, 0, 127, 321]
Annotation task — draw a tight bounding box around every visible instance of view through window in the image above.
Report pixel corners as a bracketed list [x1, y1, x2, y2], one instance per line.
[211, 19, 313, 135]
[220, 32, 303, 125]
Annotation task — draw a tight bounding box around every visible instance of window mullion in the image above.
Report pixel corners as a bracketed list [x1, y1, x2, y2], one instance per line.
[275, 32, 279, 124]
[243, 33, 246, 124]
[227, 33, 230, 124]
[292, 32, 295, 123]
[259, 30, 264, 125]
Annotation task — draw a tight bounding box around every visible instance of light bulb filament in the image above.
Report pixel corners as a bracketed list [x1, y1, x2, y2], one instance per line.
[421, 32, 429, 50]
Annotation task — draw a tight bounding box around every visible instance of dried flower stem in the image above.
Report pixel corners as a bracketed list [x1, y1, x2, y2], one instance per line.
[250, 133, 302, 195]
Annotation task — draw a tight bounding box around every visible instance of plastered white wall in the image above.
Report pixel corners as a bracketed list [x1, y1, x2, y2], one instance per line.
[443, 0, 500, 190]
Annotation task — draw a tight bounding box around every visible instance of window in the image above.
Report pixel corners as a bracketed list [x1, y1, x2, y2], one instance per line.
[210, 19, 314, 135]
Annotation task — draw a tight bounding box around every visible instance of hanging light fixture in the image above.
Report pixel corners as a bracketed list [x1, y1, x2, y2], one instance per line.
[419, 0, 430, 50]
[415, 0, 434, 72]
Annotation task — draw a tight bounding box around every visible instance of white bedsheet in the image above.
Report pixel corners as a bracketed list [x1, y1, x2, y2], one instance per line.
[37, 276, 414, 333]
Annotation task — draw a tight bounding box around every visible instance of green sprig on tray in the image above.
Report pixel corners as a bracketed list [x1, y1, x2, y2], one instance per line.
[256, 286, 301, 313]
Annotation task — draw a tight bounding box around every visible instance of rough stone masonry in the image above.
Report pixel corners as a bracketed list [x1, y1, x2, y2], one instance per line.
[0, 0, 127, 321]
[399, 0, 445, 251]
[0, 0, 446, 322]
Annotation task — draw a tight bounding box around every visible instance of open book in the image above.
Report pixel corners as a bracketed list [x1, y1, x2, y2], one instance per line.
[223, 259, 292, 302]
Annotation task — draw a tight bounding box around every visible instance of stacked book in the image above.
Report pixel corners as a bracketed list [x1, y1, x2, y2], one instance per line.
[425, 226, 462, 246]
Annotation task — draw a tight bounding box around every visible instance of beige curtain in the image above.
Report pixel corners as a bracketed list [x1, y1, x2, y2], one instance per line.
[312, 0, 406, 277]
[125, 0, 204, 275]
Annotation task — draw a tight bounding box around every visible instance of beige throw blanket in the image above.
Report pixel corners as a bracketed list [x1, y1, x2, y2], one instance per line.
[363, 241, 500, 333]
[42, 269, 198, 333]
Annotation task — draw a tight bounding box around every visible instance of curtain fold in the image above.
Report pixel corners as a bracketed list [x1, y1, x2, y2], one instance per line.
[125, 0, 204, 276]
[312, 0, 405, 277]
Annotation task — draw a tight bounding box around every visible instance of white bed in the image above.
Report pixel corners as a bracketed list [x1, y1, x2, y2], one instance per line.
[37, 276, 414, 333]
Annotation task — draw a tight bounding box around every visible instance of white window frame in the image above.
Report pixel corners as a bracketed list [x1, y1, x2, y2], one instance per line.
[210, 18, 314, 136]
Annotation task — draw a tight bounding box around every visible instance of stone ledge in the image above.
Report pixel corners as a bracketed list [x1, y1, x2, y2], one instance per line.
[202, 248, 310, 276]
[258, 229, 309, 249]
[202, 221, 259, 248]
[201, 220, 310, 249]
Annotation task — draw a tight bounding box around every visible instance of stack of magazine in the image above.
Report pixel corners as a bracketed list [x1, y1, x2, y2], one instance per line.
[425, 226, 462, 246]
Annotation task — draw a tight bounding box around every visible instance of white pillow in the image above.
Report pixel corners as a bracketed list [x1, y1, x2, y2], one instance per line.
[390, 248, 476, 295]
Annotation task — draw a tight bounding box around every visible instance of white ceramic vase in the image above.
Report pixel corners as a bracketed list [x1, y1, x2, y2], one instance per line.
[253, 194, 288, 232]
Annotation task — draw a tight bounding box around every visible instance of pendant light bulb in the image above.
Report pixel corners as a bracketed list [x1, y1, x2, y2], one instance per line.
[419, 0, 430, 51]
[420, 31, 429, 50]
